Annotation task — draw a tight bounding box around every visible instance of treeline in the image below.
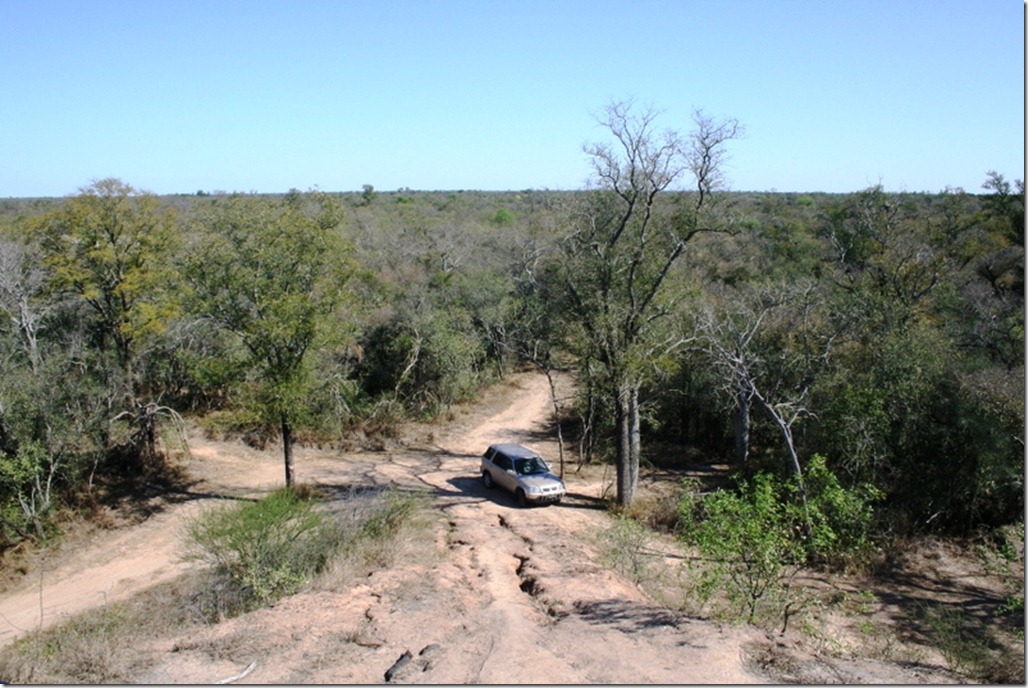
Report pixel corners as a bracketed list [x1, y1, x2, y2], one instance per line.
[0, 165, 1021, 548]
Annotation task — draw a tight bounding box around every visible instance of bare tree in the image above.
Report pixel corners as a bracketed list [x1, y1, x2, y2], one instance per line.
[0, 239, 48, 374]
[554, 100, 742, 506]
[698, 281, 837, 524]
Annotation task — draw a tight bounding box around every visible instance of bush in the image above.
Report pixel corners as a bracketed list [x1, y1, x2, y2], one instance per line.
[678, 457, 881, 629]
[184, 487, 341, 613]
[790, 454, 883, 569]
[679, 473, 804, 628]
[599, 515, 653, 582]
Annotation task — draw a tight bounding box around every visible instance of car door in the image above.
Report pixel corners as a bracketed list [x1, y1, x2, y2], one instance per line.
[493, 453, 516, 492]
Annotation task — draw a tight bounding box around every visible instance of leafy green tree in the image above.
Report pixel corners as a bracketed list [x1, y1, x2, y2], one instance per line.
[187, 192, 354, 487]
[360, 184, 376, 206]
[30, 179, 181, 467]
[810, 177, 1023, 532]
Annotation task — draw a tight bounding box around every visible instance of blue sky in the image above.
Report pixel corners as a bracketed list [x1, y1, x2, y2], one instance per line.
[2, 0, 1023, 196]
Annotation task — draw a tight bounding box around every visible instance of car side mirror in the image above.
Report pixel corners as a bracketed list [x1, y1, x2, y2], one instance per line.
[505, 469, 516, 476]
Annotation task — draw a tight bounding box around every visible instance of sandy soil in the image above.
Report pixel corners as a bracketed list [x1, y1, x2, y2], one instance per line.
[0, 372, 1016, 683]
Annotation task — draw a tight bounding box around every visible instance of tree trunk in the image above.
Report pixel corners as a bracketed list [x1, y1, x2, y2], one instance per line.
[752, 393, 811, 533]
[281, 416, 295, 488]
[733, 385, 751, 464]
[543, 367, 566, 479]
[615, 383, 641, 506]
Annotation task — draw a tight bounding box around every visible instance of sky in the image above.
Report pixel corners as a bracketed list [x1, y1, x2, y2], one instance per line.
[2, 0, 1024, 197]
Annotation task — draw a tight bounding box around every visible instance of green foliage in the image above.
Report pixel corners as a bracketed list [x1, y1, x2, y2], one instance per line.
[33, 179, 181, 389]
[678, 458, 880, 628]
[789, 455, 883, 566]
[25, 179, 183, 471]
[679, 473, 802, 627]
[491, 207, 515, 226]
[358, 306, 486, 416]
[0, 176, 1022, 554]
[184, 488, 340, 610]
[183, 487, 425, 618]
[360, 183, 376, 206]
[0, 440, 59, 540]
[185, 191, 357, 483]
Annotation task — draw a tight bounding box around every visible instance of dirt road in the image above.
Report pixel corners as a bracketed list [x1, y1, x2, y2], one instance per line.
[3, 372, 980, 684]
[0, 372, 770, 683]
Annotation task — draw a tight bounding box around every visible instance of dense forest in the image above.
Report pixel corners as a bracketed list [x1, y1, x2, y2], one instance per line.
[0, 111, 1022, 557]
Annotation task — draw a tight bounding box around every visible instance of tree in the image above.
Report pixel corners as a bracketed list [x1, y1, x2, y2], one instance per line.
[552, 101, 741, 505]
[0, 238, 48, 374]
[31, 178, 181, 467]
[697, 281, 838, 529]
[187, 192, 353, 487]
[360, 184, 377, 206]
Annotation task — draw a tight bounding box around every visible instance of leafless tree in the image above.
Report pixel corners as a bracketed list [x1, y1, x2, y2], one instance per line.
[697, 281, 837, 524]
[556, 100, 742, 505]
[0, 239, 48, 374]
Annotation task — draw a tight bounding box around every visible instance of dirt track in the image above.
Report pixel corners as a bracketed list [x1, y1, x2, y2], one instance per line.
[0, 372, 982, 683]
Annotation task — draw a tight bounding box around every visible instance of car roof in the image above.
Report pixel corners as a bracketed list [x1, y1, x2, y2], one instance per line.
[487, 443, 542, 459]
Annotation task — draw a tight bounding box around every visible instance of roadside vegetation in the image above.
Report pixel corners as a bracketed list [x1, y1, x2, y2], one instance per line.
[0, 485, 428, 683]
[0, 100, 1021, 682]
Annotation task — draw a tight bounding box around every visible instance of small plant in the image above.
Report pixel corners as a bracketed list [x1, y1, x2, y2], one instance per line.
[599, 515, 652, 582]
[916, 602, 991, 677]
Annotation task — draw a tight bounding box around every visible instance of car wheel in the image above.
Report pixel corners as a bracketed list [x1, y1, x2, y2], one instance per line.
[482, 471, 493, 489]
[515, 489, 528, 508]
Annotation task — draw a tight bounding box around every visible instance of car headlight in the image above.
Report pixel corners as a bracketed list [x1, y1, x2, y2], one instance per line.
[527, 485, 542, 494]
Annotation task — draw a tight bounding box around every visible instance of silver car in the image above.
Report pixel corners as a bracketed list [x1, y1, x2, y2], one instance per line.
[481, 443, 565, 507]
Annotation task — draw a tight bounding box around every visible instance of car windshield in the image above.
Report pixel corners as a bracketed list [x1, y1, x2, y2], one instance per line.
[514, 457, 549, 476]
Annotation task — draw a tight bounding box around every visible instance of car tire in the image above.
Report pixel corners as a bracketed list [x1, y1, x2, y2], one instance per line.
[482, 471, 493, 489]
[515, 489, 528, 508]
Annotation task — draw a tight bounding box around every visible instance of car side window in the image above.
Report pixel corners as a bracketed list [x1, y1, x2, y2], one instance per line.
[495, 454, 511, 471]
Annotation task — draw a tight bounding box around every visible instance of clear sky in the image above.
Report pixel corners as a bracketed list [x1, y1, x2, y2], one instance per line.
[2, 0, 1023, 197]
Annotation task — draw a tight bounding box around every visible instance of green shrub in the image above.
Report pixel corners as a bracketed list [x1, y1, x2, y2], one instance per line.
[599, 515, 653, 582]
[184, 487, 341, 612]
[679, 473, 803, 627]
[678, 457, 881, 629]
[789, 454, 883, 568]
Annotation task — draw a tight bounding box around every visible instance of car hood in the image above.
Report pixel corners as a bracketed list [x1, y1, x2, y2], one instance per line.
[517, 474, 565, 489]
